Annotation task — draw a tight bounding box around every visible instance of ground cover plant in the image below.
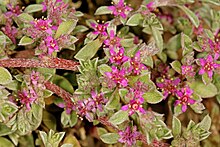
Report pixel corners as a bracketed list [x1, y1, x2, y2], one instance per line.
[0, 0, 220, 146]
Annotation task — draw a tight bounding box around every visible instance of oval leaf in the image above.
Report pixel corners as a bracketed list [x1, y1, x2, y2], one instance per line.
[151, 26, 163, 52]
[109, 110, 129, 125]
[100, 133, 120, 144]
[178, 5, 199, 28]
[126, 13, 143, 26]
[74, 39, 102, 61]
[18, 36, 34, 46]
[55, 20, 77, 39]
[172, 116, 181, 137]
[95, 6, 112, 15]
[143, 90, 163, 104]
[189, 80, 218, 98]
[0, 67, 12, 85]
[24, 4, 43, 13]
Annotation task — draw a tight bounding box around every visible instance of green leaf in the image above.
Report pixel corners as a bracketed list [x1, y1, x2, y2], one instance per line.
[105, 91, 120, 110]
[126, 13, 143, 26]
[202, 73, 211, 85]
[74, 39, 102, 61]
[198, 115, 211, 131]
[55, 20, 77, 39]
[172, 116, 181, 137]
[200, 0, 220, 6]
[0, 123, 12, 136]
[100, 133, 120, 144]
[143, 90, 163, 104]
[24, 4, 43, 13]
[43, 89, 53, 98]
[0, 67, 12, 85]
[109, 110, 129, 125]
[98, 64, 112, 75]
[61, 111, 77, 128]
[177, 5, 199, 28]
[120, 38, 134, 48]
[63, 135, 80, 147]
[189, 80, 218, 98]
[95, 6, 112, 15]
[151, 27, 163, 52]
[0, 137, 14, 147]
[97, 127, 108, 136]
[17, 13, 34, 22]
[72, 25, 88, 34]
[142, 56, 154, 68]
[166, 34, 181, 51]
[170, 60, 181, 73]
[43, 111, 57, 131]
[18, 36, 34, 46]
[52, 75, 74, 94]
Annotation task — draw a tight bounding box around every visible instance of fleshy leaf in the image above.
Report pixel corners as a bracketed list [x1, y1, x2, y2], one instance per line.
[100, 133, 120, 144]
[55, 20, 77, 39]
[189, 80, 218, 98]
[177, 5, 199, 28]
[95, 6, 112, 15]
[0, 67, 12, 85]
[0, 137, 14, 147]
[143, 90, 163, 104]
[172, 116, 181, 137]
[126, 13, 143, 26]
[109, 110, 129, 126]
[74, 39, 102, 61]
[18, 36, 34, 46]
[24, 4, 43, 13]
[170, 60, 181, 73]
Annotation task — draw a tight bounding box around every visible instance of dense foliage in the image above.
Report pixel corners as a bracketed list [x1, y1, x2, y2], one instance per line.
[0, 0, 220, 146]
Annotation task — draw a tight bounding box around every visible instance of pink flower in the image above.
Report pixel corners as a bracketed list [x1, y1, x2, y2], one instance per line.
[57, 100, 76, 114]
[174, 87, 196, 112]
[76, 100, 93, 121]
[129, 51, 147, 75]
[90, 23, 108, 36]
[30, 71, 40, 85]
[118, 126, 141, 146]
[18, 90, 36, 111]
[31, 19, 53, 35]
[45, 36, 59, 55]
[156, 78, 180, 99]
[89, 91, 107, 112]
[181, 65, 195, 77]
[1, 22, 18, 44]
[198, 55, 220, 78]
[5, 4, 22, 18]
[109, 47, 129, 65]
[104, 30, 121, 48]
[105, 66, 128, 87]
[121, 98, 146, 115]
[208, 38, 220, 59]
[108, 0, 133, 19]
[146, 1, 155, 12]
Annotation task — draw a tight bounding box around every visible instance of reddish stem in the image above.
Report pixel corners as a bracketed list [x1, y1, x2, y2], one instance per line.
[0, 57, 79, 71]
[44, 81, 74, 102]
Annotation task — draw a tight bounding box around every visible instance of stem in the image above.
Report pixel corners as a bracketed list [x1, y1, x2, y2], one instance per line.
[0, 57, 79, 71]
[44, 81, 74, 102]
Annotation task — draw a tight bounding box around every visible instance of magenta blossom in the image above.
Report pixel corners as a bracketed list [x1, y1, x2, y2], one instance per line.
[91, 23, 108, 36]
[18, 90, 36, 111]
[109, 47, 129, 64]
[89, 91, 108, 112]
[5, 4, 22, 18]
[108, 0, 133, 19]
[105, 66, 128, 87]
[118, 126, 141, 146]
[1, 22, 18, 44]
[45, 36, 59, 55]
[76, 100, 93, 121]
[174, 87, 196, 112]
[181, 65, 195, 77]
[31, 19, 53, 35]
[208, 39, 220, 59]
[157, 78, 180, 99]
[198, 54, 220, 78]
[129, 51, 147, 75]
[30, 71, 40, 85]
[121, 98, 146, 115]
[104, 30, 121, 48]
